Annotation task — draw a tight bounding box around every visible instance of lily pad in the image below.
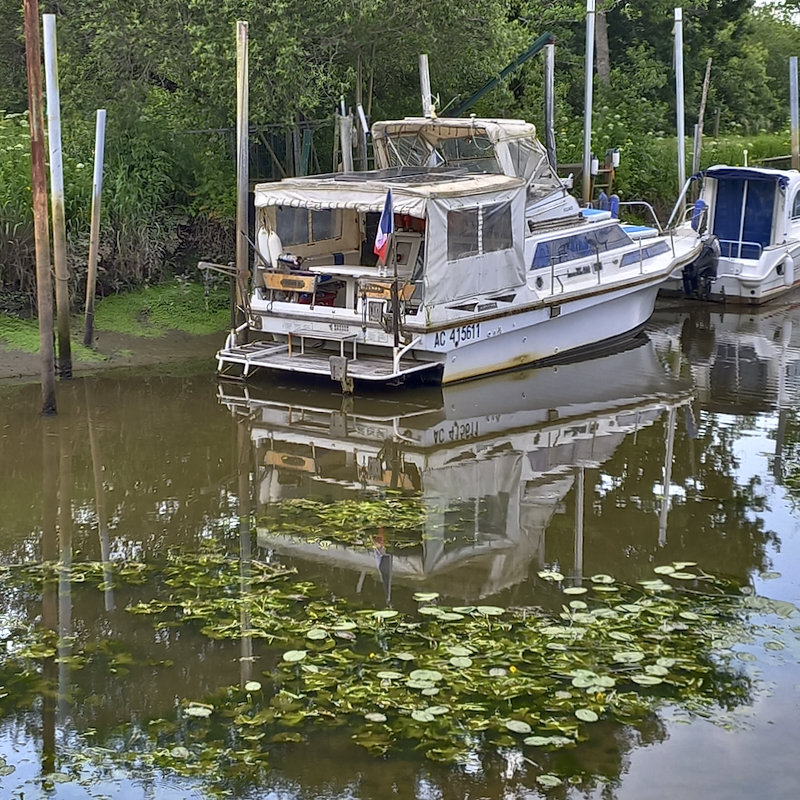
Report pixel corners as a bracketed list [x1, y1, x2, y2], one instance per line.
[185, 704, 212, 718]
[759, 571, 782, 580]
[475, 606, 505, 616]
[409, 669, 443, 682]
[364, 712, 387, 722]
[411, 709, 436, 723]
[244, 681, 262, 692]
[537, 774, 562, 787]
[653, 565, 676, 574]
[736, 652, 758, 662]
[376, 670, 405, 680]
[670, 572, 697, 580]
[438, 612, 465, 621]
[506, 719, 533, 734]
[282, 650, 307, 663]
[446, 645, 472, 657]
[569, 600, 588, 610]
[488, 667, 508, 677]
[613, 651, 645, 663]
[449, 656, 473, 668]
[590, 574, 615, 584]
[413, 592, 440, 602]
[306, 628, 328, 640]
[764, 640, 785, 651]
[631, 674, 663, 686]
[419, 606, 444, 616]
[373, 609, 399, 619]
[563, 587, 588, 595]
[538, 570, 565, 581]
[575, 708, 598, 722]
[331, 621, 357, 631]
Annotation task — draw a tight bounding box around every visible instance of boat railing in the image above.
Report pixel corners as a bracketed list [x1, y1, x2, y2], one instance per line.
[717, 239, 763, 260]
[618, 201, 663, 233]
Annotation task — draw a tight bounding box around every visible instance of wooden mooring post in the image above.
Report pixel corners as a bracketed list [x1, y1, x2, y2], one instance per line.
[83, 109, 107, 346]
[24, 0, 56, 415]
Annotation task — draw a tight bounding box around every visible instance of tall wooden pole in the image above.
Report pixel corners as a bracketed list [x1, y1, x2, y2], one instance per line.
[24, 0, 56, 415]
[83, 110, 106, 346]
[235, 21, 249, 340]
[582, 0, 596, 205]
[692, 57, 712, 175]
[43, 14, 71, 379]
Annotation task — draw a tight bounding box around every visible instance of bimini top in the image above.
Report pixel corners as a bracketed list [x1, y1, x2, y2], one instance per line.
[253, 170, 524, 218]
[372, 116, 537, 144]
[701, 164, 798, 188]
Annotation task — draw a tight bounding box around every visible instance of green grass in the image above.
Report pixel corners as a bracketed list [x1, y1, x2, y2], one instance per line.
[93, 280, 230, 337]
[0, 316, 104, 362]
[0, 280, 230, 359]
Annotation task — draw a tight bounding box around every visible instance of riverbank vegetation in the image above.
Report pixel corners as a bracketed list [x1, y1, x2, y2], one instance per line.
[2, 1, 800, 310]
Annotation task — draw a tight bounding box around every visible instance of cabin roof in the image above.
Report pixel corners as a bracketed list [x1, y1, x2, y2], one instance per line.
[372, 116, 537, 143]
[253, 170, 523, 214]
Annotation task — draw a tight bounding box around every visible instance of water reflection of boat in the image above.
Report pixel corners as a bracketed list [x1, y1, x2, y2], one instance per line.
[650, 303, 800, 414]
[219, 338, 692, 599]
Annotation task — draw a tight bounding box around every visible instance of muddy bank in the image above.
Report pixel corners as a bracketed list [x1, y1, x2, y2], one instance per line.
[0, 328, 227, 384]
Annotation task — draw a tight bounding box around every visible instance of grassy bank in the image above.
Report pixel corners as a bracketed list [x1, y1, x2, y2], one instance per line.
[0, 280, 230, 360]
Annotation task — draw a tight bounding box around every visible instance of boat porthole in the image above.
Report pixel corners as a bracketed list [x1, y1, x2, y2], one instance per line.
[523, 336, 527, 343]
[536, 277, 544, 290]
[777, 262, 785, 276]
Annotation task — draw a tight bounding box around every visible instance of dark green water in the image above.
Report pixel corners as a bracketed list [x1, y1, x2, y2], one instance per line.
[1, 300, 799, 799]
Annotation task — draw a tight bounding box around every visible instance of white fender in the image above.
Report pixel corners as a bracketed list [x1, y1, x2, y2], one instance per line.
[782, 255, 794, 288]
[267, 230, 283, 268]
[256, 226, 272, 266]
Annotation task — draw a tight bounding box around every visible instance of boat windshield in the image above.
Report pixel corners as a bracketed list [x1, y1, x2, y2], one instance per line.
[385, 132, 502, 173]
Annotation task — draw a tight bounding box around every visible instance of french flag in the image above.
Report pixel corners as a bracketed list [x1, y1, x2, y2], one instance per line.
[373, 189, 393, 264]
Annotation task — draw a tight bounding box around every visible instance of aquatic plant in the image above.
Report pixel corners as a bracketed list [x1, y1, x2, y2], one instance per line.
[2, 533, 797, 794]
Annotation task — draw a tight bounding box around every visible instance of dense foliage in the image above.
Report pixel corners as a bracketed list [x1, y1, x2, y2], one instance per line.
[1, 0, 800, 305]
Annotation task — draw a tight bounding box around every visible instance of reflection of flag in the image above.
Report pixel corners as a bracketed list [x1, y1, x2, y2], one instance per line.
[373, 189, 393, 263]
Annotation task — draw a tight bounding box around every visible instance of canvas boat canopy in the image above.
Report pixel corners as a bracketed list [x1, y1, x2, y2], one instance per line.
[254, 171, 527, 305]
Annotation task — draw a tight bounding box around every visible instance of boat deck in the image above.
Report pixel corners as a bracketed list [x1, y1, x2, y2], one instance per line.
[217, 340, 441, 384]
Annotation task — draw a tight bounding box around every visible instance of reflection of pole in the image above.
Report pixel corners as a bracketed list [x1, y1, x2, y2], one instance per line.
[42, 421, 59, 776]
[58, 419, 73, 721]
[237, 421, 253, 685]
[658, 406, 677, 547]
[85, 380, 114, 611]
[574, 466, 584, 584]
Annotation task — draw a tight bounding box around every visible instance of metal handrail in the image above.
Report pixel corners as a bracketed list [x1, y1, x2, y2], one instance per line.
[618, 201, 663, 233]
[717, 238, 763, 260]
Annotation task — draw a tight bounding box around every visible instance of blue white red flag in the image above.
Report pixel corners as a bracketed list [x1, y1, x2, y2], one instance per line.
[373, 189, 393, 264]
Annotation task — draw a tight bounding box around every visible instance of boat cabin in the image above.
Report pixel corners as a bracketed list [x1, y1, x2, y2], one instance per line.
[695, 166, 800, 259]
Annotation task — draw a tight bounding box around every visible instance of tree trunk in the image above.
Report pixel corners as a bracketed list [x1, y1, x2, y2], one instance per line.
[596, 9, 611, 86]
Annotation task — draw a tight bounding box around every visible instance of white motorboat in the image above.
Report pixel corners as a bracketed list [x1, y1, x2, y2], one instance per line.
[217, 116, 703, 389]
[666, 165, 800, 304]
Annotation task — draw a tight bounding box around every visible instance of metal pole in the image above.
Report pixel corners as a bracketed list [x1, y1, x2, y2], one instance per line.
[674, 8, 686, 192]
[83, 109, 106, 346]
[43, 15, 71, 379]
[235, 21, 249, 339]
[544, 42, 557, 172]
[582, 0, 596, 205]
[357, 103, 369, 171]
[791, 57, 799, 171]
[419, 54, 433, 117]
[24, 0, 56, 415]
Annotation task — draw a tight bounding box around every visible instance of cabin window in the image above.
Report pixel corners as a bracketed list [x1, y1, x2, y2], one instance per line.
[531, 225, 632, 270]
[275, 207, 341, 245]
[792, 193, 800, 219]
[447, 202, 513, 261]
